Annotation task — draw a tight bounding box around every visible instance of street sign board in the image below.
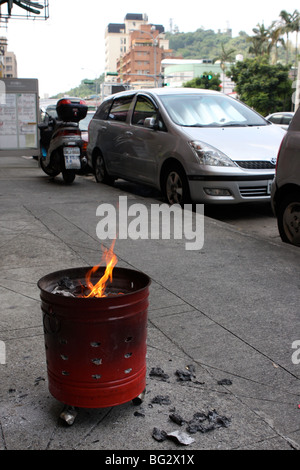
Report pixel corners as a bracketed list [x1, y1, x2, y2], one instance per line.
[0, 78, 40, 157]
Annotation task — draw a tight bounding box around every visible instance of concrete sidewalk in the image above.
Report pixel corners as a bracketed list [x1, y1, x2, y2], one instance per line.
[0, 156, 299, 451]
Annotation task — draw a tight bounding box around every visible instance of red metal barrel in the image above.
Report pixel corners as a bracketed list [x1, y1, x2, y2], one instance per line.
[38, 266, 150, 408]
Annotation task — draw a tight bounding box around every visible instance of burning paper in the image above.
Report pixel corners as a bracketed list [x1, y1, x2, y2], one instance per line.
[51, 240, 123, 298]
[84, 240, 118, 298]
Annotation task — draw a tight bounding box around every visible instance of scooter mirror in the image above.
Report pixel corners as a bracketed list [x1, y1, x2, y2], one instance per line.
[38, 122, 48, 130]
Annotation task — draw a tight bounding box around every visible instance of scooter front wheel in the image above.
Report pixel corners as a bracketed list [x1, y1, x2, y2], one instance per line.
[62, 170, 76, 184]
[39, 155, 60, 177]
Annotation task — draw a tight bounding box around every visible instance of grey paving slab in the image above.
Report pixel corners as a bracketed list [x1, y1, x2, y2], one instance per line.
[0, 156, 299, 451]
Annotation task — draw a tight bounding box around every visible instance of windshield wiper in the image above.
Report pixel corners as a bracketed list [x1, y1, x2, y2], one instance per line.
[221, 123, 248, 127]
[181, 123, 204, 127]
[247, 123, 267, 126]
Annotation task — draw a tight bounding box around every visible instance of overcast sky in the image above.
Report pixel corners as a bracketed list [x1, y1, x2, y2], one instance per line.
[1, 0, 299, 97]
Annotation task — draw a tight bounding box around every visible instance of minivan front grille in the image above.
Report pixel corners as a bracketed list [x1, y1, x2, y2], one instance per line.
[239, 185, 269, 197]
[236, 161, 275, 169]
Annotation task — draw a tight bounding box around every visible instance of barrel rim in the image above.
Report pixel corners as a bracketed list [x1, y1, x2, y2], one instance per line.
[37, 266, 151, 304]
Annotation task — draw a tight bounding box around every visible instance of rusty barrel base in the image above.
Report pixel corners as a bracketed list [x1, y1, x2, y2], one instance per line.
[48, 367, 146, 408]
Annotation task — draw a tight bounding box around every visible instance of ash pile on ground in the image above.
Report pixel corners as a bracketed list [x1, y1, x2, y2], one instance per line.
[144, 365, 232, 446]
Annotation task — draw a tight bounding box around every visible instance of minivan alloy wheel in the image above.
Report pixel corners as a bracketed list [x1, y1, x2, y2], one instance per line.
[164, 165, 190, 205]
[94, 153, 114, 185]
[94, 153, 105, 182]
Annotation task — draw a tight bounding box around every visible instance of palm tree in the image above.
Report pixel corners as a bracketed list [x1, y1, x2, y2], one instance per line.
[291, 10, 300, 67]
[279, 10, 297, 64]
[247, 23, 272, 58]
[269, 21, 285, 63]
[217, 42, 236, 68]
[216, 42, 236, 92]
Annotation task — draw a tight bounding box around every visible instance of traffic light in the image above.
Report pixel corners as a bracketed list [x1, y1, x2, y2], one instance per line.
[201, 73, 213, 89]
[202, 74, 213, 80]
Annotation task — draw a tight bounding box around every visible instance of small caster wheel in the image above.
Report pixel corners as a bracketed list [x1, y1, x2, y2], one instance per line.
[60, 405, 77, 425]
[132, 389, 145, 405]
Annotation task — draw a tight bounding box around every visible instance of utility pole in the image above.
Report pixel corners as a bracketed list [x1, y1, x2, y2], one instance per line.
[294, 63, 300, 111]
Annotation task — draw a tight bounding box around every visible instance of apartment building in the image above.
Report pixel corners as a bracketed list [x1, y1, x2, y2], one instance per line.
[105, 13, 148, 79]
[104, 13, 175, 89]
[117, 24, 175, 88]
[0, 37, 17, 78]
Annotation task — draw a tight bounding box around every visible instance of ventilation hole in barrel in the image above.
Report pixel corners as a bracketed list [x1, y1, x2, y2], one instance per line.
[60, 354, 68, 360]
[92, 374, 101, 380]
[62, 371, 69, 376]
[124, 368, 132, 374]
[90, 341, 101, 347]
[125, 336, 133, 342]
[91, 358, 102, 365]
[124, 352, 132, 358]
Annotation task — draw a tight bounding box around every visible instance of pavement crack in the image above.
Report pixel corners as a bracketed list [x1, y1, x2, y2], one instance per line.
[74, 408, 113, 449]
[148, 315, 300, 401]
[0, 282, 39, 303]
[149, 279, 300, 383]
[23, 205, 93, 265]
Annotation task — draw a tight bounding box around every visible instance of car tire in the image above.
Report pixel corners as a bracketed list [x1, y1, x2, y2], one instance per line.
[277, 192, 300, 246]
[163, 164, 190, 206]
[94, 153, 114, 185]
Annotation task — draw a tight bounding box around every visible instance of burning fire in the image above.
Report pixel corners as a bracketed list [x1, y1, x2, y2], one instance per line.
[84, 240, 118, 298]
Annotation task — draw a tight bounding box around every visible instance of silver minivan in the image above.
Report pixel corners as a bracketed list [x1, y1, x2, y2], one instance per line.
[87, 88, 285, 205]
[271, 106, 300, 246]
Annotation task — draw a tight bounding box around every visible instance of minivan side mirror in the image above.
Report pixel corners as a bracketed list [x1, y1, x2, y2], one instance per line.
[144, 117, 158, 129]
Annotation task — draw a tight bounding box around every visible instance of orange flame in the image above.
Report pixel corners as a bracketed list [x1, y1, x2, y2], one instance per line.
[84, 240, 118, 298]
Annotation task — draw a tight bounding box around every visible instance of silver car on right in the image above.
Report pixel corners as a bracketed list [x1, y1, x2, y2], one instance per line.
[271, 106, 300, 246]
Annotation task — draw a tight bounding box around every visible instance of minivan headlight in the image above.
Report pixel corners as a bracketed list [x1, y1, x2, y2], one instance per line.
[189, 141, 237, 167]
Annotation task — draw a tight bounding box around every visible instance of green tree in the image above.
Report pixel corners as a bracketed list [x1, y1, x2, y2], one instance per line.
[290, 10, 300, 67]
[228, 57, 292, 115]
[247, 23, 272, 57]
[216, 42, 236, 68]
[269, 21, 285, 63]
[279, 10, 299, 64]
[183, 72, 221, 90]
[52, 74, 104, 99]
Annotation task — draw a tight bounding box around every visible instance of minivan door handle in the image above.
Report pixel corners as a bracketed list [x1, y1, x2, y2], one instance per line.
[125, 131, 133, 137]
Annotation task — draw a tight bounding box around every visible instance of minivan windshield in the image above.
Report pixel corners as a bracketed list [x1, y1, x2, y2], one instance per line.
[159, 94, 268, 127]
